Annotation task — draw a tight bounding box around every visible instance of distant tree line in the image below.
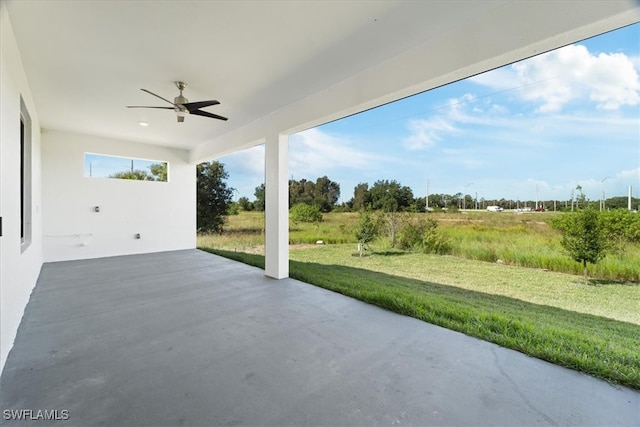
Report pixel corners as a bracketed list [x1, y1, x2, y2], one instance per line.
[238, 179, 417, 213]
[196, 161, 638, 234]
[233, 178, 638, 214]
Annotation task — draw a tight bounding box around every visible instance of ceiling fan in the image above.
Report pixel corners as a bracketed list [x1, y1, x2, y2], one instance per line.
[127, 81, 228, 123]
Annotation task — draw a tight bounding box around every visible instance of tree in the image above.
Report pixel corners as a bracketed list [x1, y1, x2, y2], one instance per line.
[289, 179, 315, 207]
[351, 183, 371, 211]
[354, 211, 378, 257]
[109, 169, 152, 180]
[109, 162, 167, 182]
[369, 180, 414, 212]
[557, 208, 608, 285]
[237, 196, 254, 211]
[368, 180, 413, 246]
[254, 183, 266, 212]
[196, 161, 234, 233]
[148, 162, 168, 181]
[314, 176, 340, 212]
[452, 192, 463, 209]
[288, 176, 340, 211]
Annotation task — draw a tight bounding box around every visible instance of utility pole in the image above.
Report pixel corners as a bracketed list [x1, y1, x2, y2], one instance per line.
[426, 179, 429, 211]
[571, 189, 574, 211]
[463, 183, 472, 210]
[600, 176, 610, 211]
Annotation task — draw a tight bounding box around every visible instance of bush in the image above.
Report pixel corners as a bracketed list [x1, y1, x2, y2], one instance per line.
[290, 203, 323, 223]
[551, 208, 640, 252]
[421, 219, 452, 254]
[599, 209, 640, 244]
[397, 216, 451, 254]
[227, 202, 240, 215]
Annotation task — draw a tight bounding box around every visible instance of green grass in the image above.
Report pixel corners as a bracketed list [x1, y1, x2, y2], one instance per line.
[199, 246, 640, 390]
[289, 211, 361, 244]
[437, 212, 640, 281]
[206, 210, 640, 281]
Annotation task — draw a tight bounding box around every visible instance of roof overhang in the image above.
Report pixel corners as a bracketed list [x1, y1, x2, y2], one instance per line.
[5, 1, 639, 163]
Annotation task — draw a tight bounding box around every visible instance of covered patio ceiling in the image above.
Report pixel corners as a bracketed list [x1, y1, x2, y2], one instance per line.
[6, 1, 639, 161]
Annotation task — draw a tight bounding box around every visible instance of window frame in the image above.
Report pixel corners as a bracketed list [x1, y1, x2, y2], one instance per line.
[20, 96, 32, 252]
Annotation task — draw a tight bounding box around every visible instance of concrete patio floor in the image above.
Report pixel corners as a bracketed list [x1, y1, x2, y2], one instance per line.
[1, 249, 638, 426]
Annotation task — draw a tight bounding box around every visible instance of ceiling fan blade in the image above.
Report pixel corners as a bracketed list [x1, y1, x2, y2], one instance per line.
[183, 100, 220, 111]
[140, 88, 176, 106]
[190, 109, 228, 121]
[126, 106, 174, 109]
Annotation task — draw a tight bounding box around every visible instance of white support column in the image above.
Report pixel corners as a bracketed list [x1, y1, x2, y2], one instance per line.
[264, 133, 289, 279]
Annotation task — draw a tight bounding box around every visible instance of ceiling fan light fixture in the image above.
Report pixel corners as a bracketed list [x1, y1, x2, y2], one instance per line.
[127, 82, 228, 122]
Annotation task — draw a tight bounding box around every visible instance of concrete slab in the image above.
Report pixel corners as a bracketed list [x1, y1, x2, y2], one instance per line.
[1, 249, 638, 426]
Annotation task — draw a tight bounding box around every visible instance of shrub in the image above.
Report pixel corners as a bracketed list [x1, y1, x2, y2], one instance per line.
[354, 211, 379, 245]
[227, 202, 240, 215]
[421, 218, 452, 254]
[599, 209, 640, 244]
[551, 208, 639, 252]
[397, 216, 451, 254]
[290, 203, 323, 223]
[397, 217, 422, 250]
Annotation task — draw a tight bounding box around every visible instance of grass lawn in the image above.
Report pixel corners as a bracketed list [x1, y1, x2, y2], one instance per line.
[290, 244, 640, 324]
[197, 244, 640, 390]
[207, 210, 640, 281]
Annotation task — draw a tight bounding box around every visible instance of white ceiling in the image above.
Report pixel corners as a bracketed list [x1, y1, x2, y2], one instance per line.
[5, 1, 639, 160]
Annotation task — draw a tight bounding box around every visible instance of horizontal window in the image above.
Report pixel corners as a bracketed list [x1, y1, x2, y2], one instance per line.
[84, 153, 168, 182]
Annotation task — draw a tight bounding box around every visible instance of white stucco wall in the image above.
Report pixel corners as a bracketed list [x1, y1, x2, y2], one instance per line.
[41, 130, 195, 262]
[0, 2, 43, 373]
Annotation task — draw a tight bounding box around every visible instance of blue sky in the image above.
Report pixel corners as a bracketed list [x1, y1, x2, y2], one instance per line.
[219, 23, 639, 205]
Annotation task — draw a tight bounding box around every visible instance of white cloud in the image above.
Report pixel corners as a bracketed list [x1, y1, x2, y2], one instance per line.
[473, 44, 640, 112]
[216, 145, 266, 199]
[402, 93, 489, 150]
[403, 116, 457, 150]
[402, 91, 544, 152]
[615, 167, 640, 181]
[288, 128, 388, 178]
[220, 144, 265, 176]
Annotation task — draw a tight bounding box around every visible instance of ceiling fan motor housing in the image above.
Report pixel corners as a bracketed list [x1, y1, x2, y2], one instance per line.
[127, 80, 227, 122]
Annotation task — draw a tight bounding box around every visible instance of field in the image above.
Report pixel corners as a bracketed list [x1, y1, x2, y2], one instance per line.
[199, 210, 640, 281]
[197, 210, 640, 389]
